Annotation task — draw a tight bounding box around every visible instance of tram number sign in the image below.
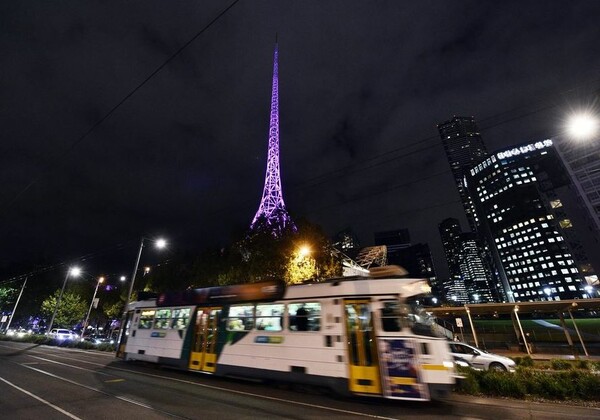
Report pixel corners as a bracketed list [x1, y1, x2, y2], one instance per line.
[455, 318, 463, 328]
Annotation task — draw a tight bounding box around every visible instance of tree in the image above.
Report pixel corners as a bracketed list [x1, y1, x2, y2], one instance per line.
[239, 218, 343, 285]
[0, 286, 17, 311]
[283, 220, 343, 283]
[104, 301, 124, 320]
[286, 247, 317, 284]
[41, 290, 87, 329]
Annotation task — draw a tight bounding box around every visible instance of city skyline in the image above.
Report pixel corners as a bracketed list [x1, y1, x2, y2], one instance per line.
[1, 2, 600, 282]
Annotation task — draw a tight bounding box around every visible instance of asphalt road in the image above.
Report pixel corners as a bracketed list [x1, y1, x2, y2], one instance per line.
[0, 341, 598, 419]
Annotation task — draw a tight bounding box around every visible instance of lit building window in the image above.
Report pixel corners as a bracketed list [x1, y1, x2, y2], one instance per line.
[550, 200, 562, 209]
[559, 219, 573, 229]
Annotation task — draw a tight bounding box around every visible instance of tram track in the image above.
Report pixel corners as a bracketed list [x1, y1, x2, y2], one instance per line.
[0, 347, 192, 419]
[1, 342, 402, 419]
[3, 341, 599, 419]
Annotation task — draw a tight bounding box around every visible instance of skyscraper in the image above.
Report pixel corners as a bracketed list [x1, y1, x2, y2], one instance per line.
[439, 218, 494, 303]
[438, 116, 498, 301]
[250, 43, 295, 235]
[554, 137, 600, 234]
[438, 116, 489, 232]
[459, 232, 494, 303]
[468, 139, 589, 301]
[438, 218, 462, 283]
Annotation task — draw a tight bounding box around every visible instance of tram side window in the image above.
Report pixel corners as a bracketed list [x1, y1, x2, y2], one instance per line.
[288, 302, 321, 331]
[138, 310, 156, 329]
[226, 305, 254, 331]
[380, 301, 403, 332]
[154, 309, 171, 329]
[171, 308, 191, 330]
[256, 303, 284, 331]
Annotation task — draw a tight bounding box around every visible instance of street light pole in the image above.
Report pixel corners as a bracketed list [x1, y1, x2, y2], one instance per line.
[82, 277, 104, 337]
[123, 237, 166, 314]
[124, 237, 145, 313]
[5, 277, 27, 332]
[47, 267, 80, 333]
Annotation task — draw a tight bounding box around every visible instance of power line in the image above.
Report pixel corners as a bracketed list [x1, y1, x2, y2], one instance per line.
[292, 73, 600, 194]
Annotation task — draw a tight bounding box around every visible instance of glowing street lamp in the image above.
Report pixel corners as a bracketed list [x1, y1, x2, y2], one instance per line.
[82, 276, 105, 336]
[47, 266, 81, 333]
[124, 237, 167, 312]
[298, 245, 311, 258]
[566, 112, 599, 140]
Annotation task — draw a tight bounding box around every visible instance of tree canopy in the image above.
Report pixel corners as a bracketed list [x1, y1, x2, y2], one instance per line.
[41, 290, 87, 329]
[140, 219, 343, 292]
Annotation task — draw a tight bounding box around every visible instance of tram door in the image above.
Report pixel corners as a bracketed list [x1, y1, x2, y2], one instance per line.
[189, 307, 221, 373]
[116, 310, 134, 359]
[344, 300, 381, 394]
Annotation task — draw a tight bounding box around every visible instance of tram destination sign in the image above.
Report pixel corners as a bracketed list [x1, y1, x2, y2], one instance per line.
[157, 280, 286, 307]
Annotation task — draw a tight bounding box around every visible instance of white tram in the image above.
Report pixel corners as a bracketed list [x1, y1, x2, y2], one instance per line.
[117, 268, 456, 401]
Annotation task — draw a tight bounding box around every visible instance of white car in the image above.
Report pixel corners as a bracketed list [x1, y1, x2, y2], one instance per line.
[6, 328, 31, 338]
[48, 328, 79, 341]
[449, 342, 516, 372]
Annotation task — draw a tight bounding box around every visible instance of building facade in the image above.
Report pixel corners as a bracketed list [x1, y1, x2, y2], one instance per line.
[439, 218, 463, 282]
[438, 116, 499, 301]
[438, 218, 494, 303]
[373, 230, 438, 294]
[468, 139, 589, 301]
[438, 116, 489, 232]
[554, 136, 600, 234]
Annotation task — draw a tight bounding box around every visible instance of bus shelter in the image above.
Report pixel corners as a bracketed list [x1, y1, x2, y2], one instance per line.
[430, 298, 600, 358]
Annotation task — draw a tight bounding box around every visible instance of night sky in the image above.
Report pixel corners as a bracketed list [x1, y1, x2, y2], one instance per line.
[2, 1, 600, 280]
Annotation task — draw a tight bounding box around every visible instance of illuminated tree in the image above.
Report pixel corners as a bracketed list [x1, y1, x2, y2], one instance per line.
[286, 246, 317, 284]
[41, 290, 87, 329]
[0, 286, 17, 310]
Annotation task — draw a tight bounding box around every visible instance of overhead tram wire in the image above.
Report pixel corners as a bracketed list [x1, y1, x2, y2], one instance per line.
[6, 83, 593, 284]
[305, 169, 452, 216]
[0, 0, 242, 218]
[349, 199, 464, 232]
[293, 72, 600, 193]
[0, 239, 136, 284]
[5, 93, 577, 285]
[203, 100, 579, 221]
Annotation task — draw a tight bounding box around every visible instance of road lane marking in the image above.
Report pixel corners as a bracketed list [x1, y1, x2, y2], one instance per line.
[104, 379, 125, 383]
[30, 355, 111, 376]
[0, 375, 82, 420]
[19, 354, 395, 420]
[97, 365, 401, 419]
[19, 364, 189, 419]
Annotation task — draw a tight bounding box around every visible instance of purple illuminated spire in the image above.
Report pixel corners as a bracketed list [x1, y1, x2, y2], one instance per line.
[250, 43, 295, 235]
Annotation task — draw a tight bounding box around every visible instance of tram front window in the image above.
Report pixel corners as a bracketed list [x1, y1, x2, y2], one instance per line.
[380, 300, 440, 337]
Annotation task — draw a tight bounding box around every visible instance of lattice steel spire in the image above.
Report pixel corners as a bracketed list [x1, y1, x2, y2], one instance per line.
[250, 42, 295, 234]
